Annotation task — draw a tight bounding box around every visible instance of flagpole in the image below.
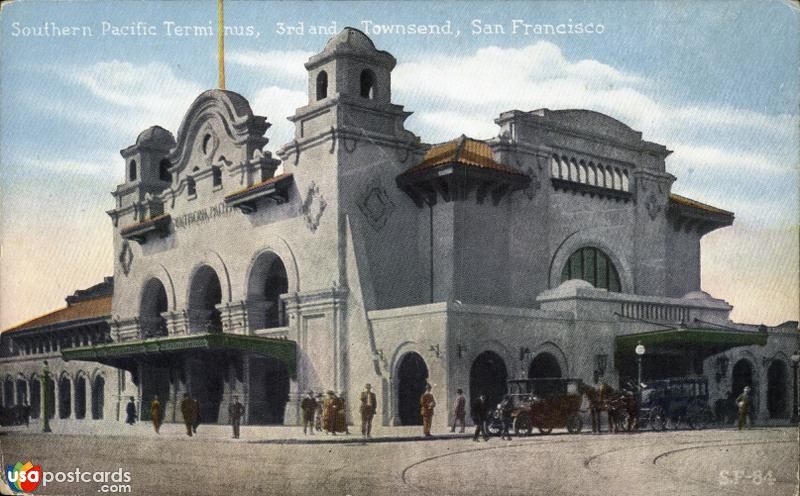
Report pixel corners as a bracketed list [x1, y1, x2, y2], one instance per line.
[218, 0, 225, 89]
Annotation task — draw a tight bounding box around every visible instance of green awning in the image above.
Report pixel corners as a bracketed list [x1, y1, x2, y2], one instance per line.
[615, 327, 767, 365]
[61, 333, 296, 376]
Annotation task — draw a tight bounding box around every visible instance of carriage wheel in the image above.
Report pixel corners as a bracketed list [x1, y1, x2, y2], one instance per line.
[513, 415, 532, 436]
[649, 406, 667, 431]
[566, 414, 583, 434]
[688, 406, 713, 430]
[538, 426, 553, 435]
[485, 418, 502, 437]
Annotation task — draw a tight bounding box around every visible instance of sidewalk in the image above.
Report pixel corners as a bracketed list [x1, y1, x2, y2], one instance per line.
[0, 420, 476, 444]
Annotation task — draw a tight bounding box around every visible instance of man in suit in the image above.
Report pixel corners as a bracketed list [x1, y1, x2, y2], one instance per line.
[180, 393, 196, 436]
[228, 396, 245, 439]
[191, 397, 201, 434]
[301, 391, 317, 435]
[471, 393, 489, 442]
[737, 386, 752, 430]
[420, 384, 436, 437]
[451, 388, 466, 433]
[125, 397, 137, 425]
[360, 383, 377, 438]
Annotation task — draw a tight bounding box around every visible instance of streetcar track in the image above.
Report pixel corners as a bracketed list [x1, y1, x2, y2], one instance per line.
[399, 431, 796, 496]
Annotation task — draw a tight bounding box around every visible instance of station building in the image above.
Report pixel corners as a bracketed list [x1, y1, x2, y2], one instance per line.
[1, 28, 797, 428]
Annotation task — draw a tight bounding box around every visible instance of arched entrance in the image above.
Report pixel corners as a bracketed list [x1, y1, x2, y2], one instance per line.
[528, 353, 562, 379]
[30, 379, 40, 419]
[248, 356, 290, 424]
[470, 351, 508, 410]
[731, 359, 753, 397]
[91, 376, 105, 420]
[189, 265, 223, 334]
[140, 278, 168, 338]
[58, 376, 71, 419]
[3, 378, 12, 406]
[397, 352, 428, 425]
[45, 376, 55, 419]
[247, 252, 289, 329]
[767, 360, 788, 418]
[15, 379, 27, 406]
[74, 376, 87, 419]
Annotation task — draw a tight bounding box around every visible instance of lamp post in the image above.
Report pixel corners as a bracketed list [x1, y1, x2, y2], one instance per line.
[635, 342, 646, 393]
[791, 351, 800, 424]
[41, 360, 51, 433]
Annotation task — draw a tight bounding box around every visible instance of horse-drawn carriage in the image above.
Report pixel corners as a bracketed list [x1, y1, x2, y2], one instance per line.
[486, 378, 585, 436]
[637, 377, 715, 431]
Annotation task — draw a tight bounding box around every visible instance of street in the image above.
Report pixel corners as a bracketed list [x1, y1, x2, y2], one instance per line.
[0, 425, 796, 495]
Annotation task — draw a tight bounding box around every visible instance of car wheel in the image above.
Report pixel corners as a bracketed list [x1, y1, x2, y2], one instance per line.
[566, 414, 583, 434]
[649, 406, 667, 431]
[513, 415, 532, 436]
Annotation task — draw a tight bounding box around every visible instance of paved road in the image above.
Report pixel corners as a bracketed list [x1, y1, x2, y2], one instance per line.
[0, 427, 796, 495]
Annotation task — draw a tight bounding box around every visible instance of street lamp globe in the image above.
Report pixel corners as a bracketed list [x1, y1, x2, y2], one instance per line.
[635, 343, 646, 356]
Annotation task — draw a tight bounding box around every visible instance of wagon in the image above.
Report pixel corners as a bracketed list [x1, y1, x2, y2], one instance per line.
[486, 378, 585, 436]
[638, 377, 714, 431]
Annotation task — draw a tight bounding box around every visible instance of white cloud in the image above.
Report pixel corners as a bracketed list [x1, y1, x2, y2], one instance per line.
[227, 50, 313, 82]
[250, 86, 307, 148]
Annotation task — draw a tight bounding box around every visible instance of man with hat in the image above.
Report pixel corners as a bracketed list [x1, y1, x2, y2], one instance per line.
[736, 386, 752, 430]
[420, 383, 436, 437]
[323, 390, 337, 435]
[228, 395, 245, 439]
[451, 388, 466, 433]
[360, 383, 377, 438]
[300, 390, 317, 435]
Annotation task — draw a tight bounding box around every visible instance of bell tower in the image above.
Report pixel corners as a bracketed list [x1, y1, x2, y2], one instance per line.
[114, 126, 176, 220]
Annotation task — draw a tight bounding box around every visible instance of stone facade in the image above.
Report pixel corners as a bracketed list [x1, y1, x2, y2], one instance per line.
[1, 28, 797, 428]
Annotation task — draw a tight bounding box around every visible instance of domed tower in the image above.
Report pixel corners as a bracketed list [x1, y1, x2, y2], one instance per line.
[115, 126, 175, 208]
[305, 27, 395, 106]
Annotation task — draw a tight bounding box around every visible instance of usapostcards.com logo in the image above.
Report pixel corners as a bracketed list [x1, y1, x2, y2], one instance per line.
[6, 461, 133, 494]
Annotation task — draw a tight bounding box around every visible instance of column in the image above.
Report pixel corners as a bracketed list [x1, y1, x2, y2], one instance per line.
[164, 311, 189, 336]
[218, 301, 249, 335]
[283, 377, 300, 426]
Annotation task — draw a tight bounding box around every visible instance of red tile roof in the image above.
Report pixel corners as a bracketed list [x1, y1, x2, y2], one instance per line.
[4, 295, 112, 334]
[669, 194, 733, 217]
[400, 136, 524, 177]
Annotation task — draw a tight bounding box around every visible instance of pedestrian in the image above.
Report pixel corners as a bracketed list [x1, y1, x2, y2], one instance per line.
[301, 391, 317, 435]
[736, 386, 752, 430]
[150, 395, 161, 434]
[360, 383, 377, 438]
[499, 394, 514, 440]
[314, 393, 324, 432]
[420, 384, 436, 437]
[471, 393, 489, 442]
[451, 388, 466, 433]
[180, 393, 195, 437]
[191, 397, 201, 434]
[624, 390, 638, 432]
[323, 390, 337, 435]
[336, 391, 349, 434]
[228, 395, 245, 439]
[125, 396, 137, 425]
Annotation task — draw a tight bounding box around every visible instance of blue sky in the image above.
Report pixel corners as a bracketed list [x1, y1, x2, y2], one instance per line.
[0, 0, 798, 328]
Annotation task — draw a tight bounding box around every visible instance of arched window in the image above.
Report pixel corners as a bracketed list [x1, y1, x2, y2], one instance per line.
[316, 71, 328, 100]
[128, 160, 137, 181]
[561, 246, 621, 292]
[578, 161, 587, 183]
[360, 69, 376, 99]
[550, 155, 560, 178]
[587, 163, 596, 185]
[212, 166, 222, 187]
[622, 170, 630, 192]
[159, 159, 171, 182]
[559, 156, 569, 179]
[606, 166, 615, 189]
[187, 177, 196, 197]
[614, 168, 623, 190]
[569, 158, 579, 182]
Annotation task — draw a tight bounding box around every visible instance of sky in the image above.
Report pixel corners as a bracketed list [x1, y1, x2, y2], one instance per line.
[0, 0, 798, 329]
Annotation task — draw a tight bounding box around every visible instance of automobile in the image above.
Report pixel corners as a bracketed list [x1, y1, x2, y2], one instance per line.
[486, 378, 585, 436]
[637, 376, 715, 431]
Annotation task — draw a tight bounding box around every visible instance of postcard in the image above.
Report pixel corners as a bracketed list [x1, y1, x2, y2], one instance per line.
[0, 1, 797, 495]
